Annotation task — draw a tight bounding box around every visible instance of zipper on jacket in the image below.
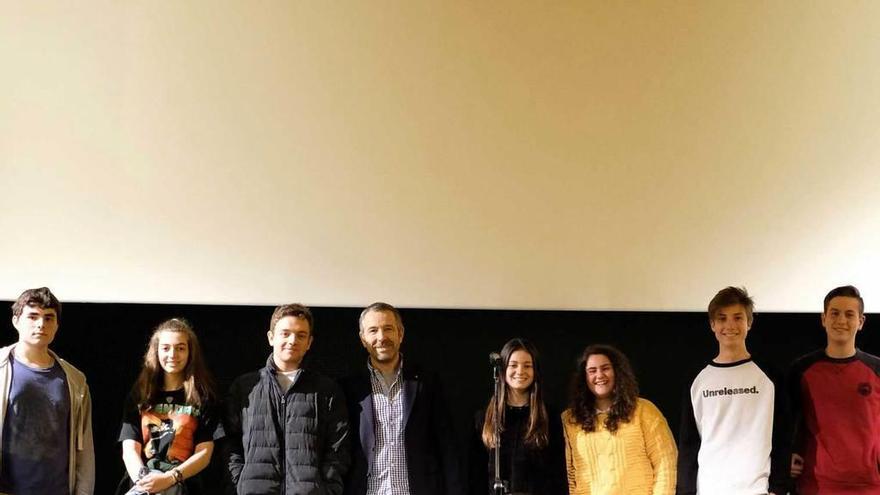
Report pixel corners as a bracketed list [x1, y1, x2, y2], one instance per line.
[280, 392, 286, 495]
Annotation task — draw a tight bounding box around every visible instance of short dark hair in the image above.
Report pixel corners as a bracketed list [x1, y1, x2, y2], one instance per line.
[269, 303, 314, 336]
[708, 286, 755, 324]
[12, 287, 61, 318]
[824, 285, 864, 315]
[359, 302, 404, 334]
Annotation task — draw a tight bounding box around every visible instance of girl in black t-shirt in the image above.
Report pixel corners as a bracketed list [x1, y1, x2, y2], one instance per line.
[470, 338, 567, 495]
[117, 318, 223, 495]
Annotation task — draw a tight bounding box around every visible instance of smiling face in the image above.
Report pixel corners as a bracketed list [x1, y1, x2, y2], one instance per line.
[157, 330, 189, 378]
[585, 353, 615, 401]
[822, 296, 865, 348]
[268, 315, 313, 371]
[710, 303, 752, 350]
[12, 305, 59, 350]
[359, 309, 404, 368]
[505, 349, 535, 395]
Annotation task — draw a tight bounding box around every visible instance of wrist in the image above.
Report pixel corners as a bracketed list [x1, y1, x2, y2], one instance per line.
[170, 467, 184, 485]
[132, 465, 149, 482]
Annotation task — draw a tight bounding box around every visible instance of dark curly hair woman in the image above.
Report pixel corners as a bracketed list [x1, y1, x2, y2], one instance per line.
[562, 344, 676, 494]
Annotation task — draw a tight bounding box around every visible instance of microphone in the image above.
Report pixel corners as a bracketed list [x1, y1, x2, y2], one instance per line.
[489, 352, 503, 367]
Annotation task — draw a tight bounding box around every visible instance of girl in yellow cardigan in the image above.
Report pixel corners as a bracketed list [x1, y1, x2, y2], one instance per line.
[562, 344, 677, 495]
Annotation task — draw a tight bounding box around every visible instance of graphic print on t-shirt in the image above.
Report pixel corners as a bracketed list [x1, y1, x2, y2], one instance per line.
[141, 400, 201, 463]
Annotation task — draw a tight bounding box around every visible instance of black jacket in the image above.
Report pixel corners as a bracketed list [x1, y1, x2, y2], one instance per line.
[224, 357, 350, 495]
[339, 362, 465, 495]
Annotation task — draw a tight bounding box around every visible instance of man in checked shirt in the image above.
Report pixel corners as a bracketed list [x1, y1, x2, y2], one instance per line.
[340, 302, 464, 495]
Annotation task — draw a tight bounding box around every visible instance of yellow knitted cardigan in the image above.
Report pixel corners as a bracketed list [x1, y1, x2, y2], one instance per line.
[562, 398, 677, 495]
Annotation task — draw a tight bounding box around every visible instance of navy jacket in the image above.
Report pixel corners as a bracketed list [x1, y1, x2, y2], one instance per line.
[339, 362, 464, 495]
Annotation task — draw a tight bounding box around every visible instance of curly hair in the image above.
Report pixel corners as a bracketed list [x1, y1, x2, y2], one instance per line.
[567, 344, 639, 434]
[480, 338, 550, 449]
[132, 318, 216, 412]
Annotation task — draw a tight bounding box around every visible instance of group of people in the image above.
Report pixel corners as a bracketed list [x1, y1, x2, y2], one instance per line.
[0, 284, 876, 495]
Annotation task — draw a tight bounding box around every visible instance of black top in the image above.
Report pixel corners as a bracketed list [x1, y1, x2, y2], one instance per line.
[118, 389, 222, 459]
[117, 389, 224, 495]
[469, 404, 568, 495]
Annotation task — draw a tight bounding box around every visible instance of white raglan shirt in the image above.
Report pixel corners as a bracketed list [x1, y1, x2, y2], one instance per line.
[689, 360, 775, 494]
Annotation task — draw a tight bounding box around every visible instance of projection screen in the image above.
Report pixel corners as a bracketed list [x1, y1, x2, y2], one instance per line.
[2, 1, 879, 311]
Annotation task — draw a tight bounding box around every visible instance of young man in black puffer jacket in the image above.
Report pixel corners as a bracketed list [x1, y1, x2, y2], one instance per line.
[225, 304, 350, 495]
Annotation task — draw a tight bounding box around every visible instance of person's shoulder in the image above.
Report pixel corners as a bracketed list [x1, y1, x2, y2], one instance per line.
[790, 349, 826, 373]
[301, 368, 329, 380]
[856, 349, 880, 364]
[635, 397, 667, 420]
[855, 350, 880, 374]
[402, 359, 428, 374]
[229, 369, 263, 391]
[0, 344, 13, 365]
[402, 361, 442, 384]
[198, 394, 222, 414]
[300, 369, 345, 393]
[55, 355, 88, 383]
[234, 368, 262, 381]
[683, 362, 714, 386]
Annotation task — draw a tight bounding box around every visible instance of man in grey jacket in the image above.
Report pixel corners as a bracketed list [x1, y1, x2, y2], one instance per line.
[225, 303, 350, 495]
[0, 287, 94, 495]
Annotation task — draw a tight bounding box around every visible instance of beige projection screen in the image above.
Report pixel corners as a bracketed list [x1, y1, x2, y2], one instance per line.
[2, 2, 879, 311]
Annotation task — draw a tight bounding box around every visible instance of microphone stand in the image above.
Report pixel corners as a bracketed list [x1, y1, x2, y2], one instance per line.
[491, 360, 509, 495]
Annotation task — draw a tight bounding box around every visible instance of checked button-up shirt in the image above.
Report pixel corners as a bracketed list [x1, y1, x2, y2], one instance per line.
[366, 359, 411, 495]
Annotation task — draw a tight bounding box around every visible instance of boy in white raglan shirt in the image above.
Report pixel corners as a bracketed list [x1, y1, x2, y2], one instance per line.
[676, 286, 789, 495]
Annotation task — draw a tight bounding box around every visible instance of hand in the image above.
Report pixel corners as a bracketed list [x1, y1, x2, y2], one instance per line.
[136, 471, 175, 493]
[791, 452, 805, 478]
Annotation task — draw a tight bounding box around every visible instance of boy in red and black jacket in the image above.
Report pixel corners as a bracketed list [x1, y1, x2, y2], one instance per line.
[789, 285, 880, 494]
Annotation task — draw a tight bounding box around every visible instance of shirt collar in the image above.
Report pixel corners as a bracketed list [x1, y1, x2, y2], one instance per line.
[367, 354, 403, 377]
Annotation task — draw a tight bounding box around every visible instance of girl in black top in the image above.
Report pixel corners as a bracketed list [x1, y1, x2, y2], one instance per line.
[117, 318, 223, 495]
[470, 338, 567, 495]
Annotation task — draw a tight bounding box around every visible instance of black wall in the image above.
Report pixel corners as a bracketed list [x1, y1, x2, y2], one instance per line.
[2, 301, 868, 494]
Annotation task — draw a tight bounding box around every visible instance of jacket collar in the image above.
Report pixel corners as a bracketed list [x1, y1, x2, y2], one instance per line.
[0, 343, 62, 369]
[262, 354, 306, 375]
[358, 357, 421, 445]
